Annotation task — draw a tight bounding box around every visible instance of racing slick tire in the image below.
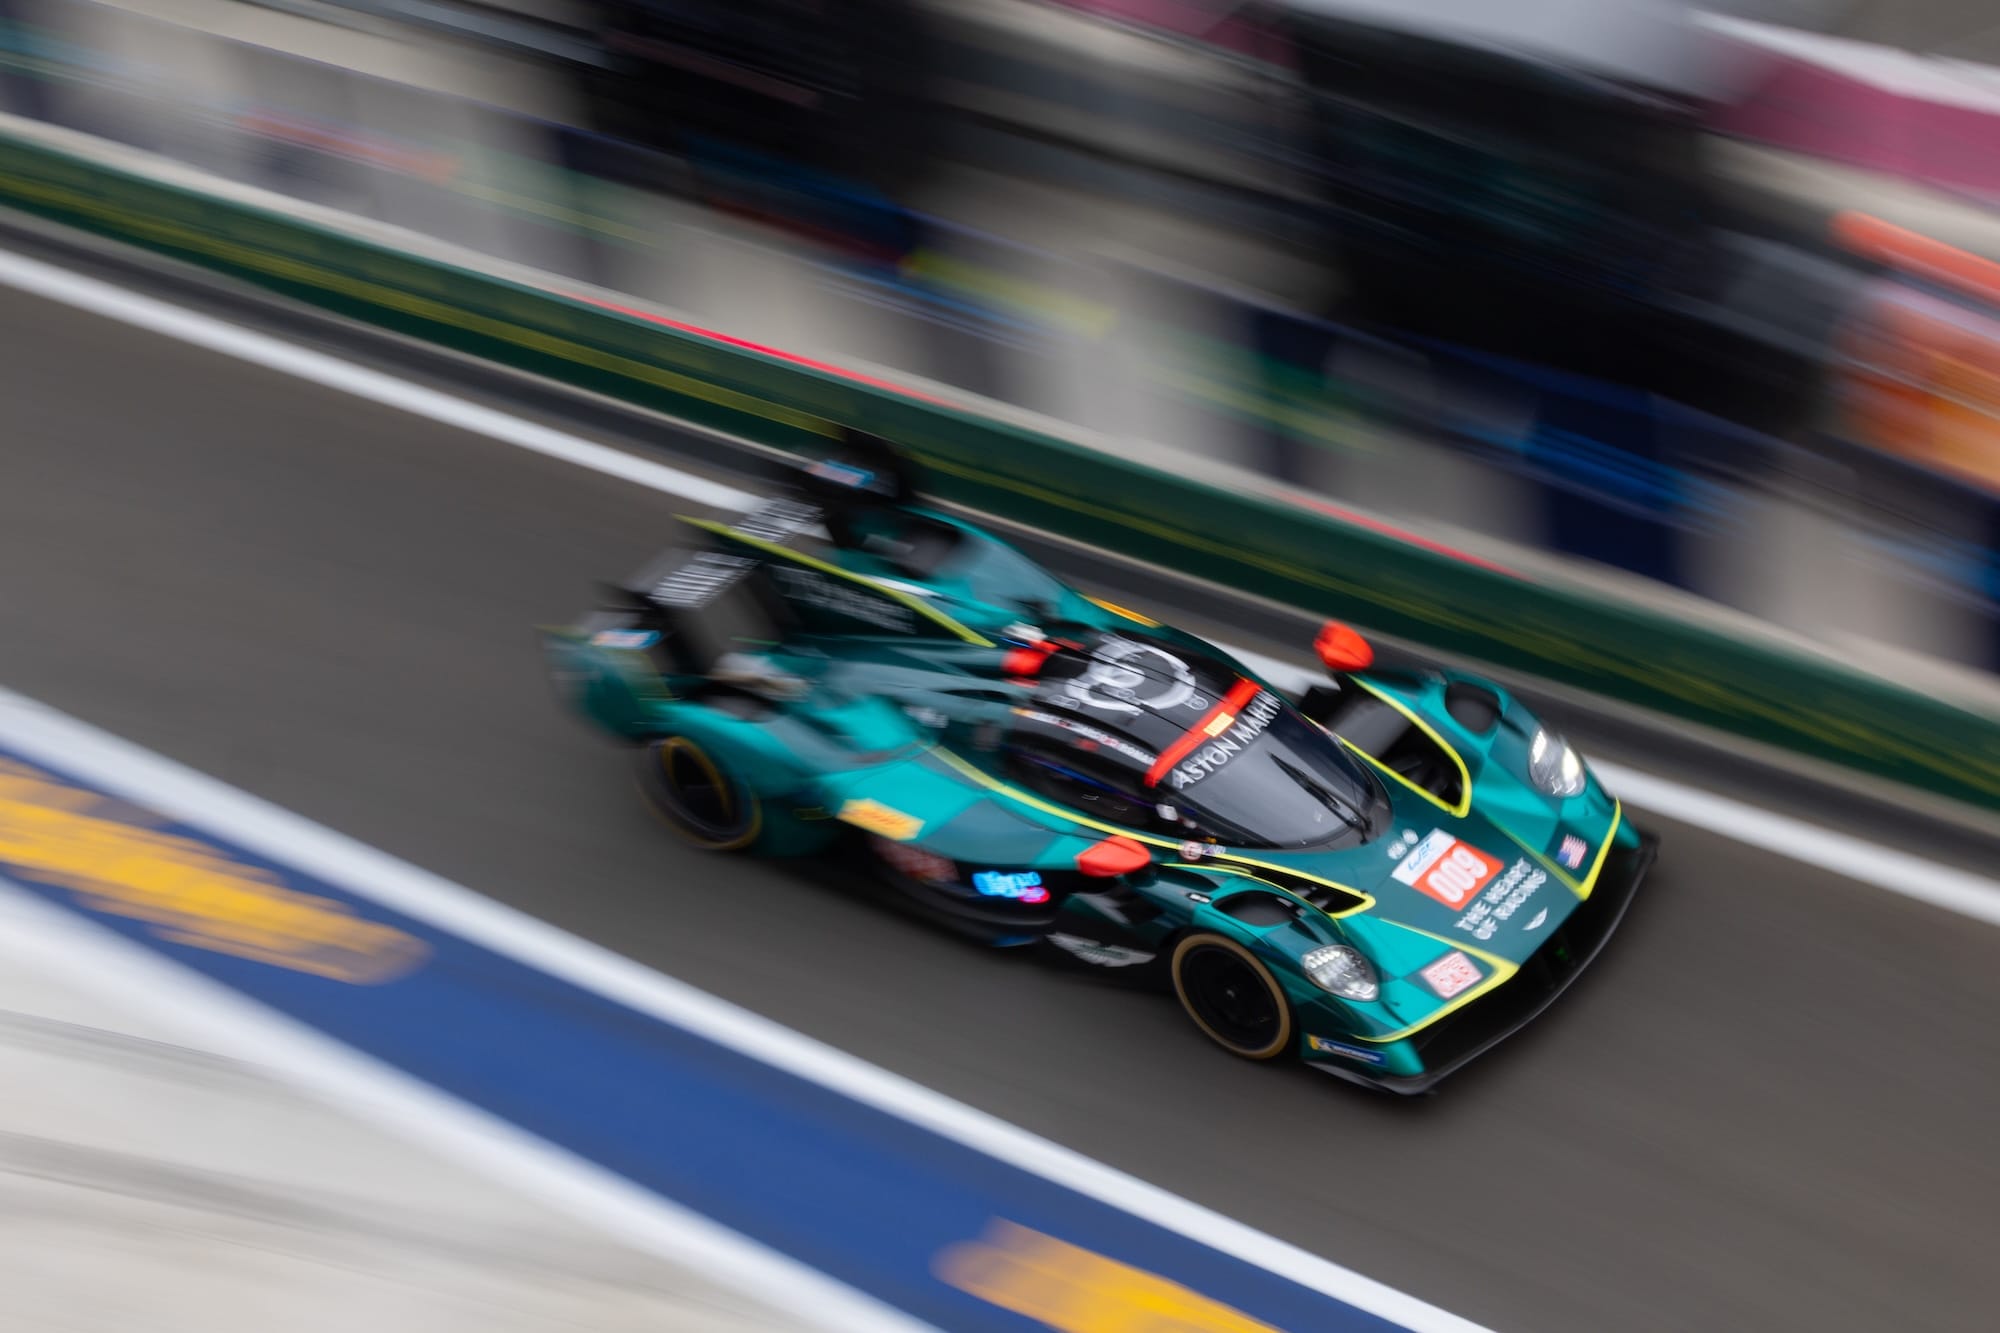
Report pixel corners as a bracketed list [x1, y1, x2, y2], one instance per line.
[637, 736, 761, 852]
[1169, 933, 1295, 1060]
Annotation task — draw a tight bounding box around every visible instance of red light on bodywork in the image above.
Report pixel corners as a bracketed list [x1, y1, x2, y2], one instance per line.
[1002, 640, 1058, 682]
[1315, 622, 1374, 672]
[1075, 836, 1152, 878]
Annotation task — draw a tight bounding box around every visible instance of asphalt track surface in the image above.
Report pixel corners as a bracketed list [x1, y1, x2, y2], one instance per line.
[3, 280, 1998, 1333]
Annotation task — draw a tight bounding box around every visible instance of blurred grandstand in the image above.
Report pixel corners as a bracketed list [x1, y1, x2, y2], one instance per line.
[2, 0, 1996, 675]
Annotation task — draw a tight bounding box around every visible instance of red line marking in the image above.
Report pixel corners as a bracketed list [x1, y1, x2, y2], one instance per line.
[565, 292, 950, 405]
[1292, 497, 1525, 579]
[1147, 676, 1260, 787]
[566, 292, 1529, 581]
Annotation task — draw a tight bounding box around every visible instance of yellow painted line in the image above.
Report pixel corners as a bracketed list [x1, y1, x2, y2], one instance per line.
[0, 759, 426, 983]
[938, 1219, 1283, 1332]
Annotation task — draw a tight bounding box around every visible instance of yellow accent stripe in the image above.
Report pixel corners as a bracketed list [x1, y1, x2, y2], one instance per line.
[1343, 678, 1474, 818]
[1162, 863, 1356, 922]
[682, 517, 994, 646]
[1083, 595, 1160, 627]
[1353, 808, 1626, 1044]
[1493, 799, 1624, 902]
[1348, 927, 1521, 1044]
[1575, 800, 1622, 902]
[929, 748, 1374, 914]
[1175, 859, 1520, 1044]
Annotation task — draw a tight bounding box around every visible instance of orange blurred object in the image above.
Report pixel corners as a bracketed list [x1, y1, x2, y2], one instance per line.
[1314, 621, 1374, 672]
[1074, 836, 1152, 878]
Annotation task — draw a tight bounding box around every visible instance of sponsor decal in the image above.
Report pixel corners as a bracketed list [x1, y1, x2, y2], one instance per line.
[837, 798, 923, 841]
[1522, 907, 1549, 931]
[937, 1219, 1282, 1333]
[1392, 830, 1502, 909]
[0, 760, 426, 984]
[649, 549, 758, 607]
[1179, 840, 1209, 861]
[1012, 709, 1158, 769]
[771, 566, 914, 633]
[902, 704, 948, 730]
[807, 459, 873, 489]
[1555, 833, 1589, 871]
[1184, 891, 1211, 905]
[971, 870, 1050, 904]
[1166, 691, 1283, 791]
[731, 496, 822, 544]
[1450, 857, 1547, 941]
[590, 628, 659, 649]
[1045, 637, 1198, 716]
[1046, 933, 1154, 968]
[1305, 1034, 1386, 1065]
[1384, 828, 1419, 859]
[1418, 950, 1483, 999]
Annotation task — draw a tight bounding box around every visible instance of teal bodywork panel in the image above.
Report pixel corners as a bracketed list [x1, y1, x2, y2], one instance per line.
[543, 473, 1655, 1092]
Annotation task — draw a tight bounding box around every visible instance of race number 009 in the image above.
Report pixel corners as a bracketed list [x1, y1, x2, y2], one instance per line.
[1426, 846, 1491, 905]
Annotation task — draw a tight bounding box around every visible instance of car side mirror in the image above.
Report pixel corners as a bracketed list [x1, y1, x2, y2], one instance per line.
[1315, 620, 1374, 673]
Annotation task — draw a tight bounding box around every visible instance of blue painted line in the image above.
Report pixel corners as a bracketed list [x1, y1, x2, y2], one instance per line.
[0, 742, 1413, 1332]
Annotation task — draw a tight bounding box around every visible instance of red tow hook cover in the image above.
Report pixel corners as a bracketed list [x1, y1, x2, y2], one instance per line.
[1314, 621, 1375, 672]
[1075, 835, 1152, 878]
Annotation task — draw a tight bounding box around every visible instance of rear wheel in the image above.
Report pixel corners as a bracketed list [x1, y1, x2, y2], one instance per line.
[637, 736, 761, 851]
[1170, 933, 1294, 1060]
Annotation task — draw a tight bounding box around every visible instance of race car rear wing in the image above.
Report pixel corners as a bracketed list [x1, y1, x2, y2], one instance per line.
[596, 488, 982, 678]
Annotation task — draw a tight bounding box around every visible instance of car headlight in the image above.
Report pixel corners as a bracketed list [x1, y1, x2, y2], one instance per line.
[1529, 727, 1587, 798]
[1302, 945, 1379, 1001]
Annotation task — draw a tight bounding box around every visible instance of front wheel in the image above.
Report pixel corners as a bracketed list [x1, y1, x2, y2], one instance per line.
[636, 736, 761, 852]
[1170, 933, 1295, 1060]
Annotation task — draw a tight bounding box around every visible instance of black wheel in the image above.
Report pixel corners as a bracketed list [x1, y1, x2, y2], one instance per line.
[637, 736, 760, 851]
[1170, 933, 1295, 1060]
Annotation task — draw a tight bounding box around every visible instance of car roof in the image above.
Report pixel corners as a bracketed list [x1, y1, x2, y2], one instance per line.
[1012, 633, 1274, 777]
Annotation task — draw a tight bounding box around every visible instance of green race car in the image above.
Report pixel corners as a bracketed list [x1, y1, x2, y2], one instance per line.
[542, 436, 1658, 1093]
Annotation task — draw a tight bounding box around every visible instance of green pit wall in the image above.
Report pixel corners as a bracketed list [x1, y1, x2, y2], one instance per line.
[3, 131, 1994, 813]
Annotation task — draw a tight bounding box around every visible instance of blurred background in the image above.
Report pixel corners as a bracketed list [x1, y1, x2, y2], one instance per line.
[0, 3, 1997, 1330]
[3, 0, 1999, 699]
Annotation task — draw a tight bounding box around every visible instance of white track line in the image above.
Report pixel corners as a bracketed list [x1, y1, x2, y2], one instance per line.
[0, 242, 1990, 920]
[0, 680, 1491, 1333]
[0, 238, 1995, 1329]
[0, 876, 930, 1333]
[0, 242, 1506, 1333]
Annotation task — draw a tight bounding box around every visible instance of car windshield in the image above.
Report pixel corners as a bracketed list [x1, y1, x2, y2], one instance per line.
[1164, 705, 1391, 850]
